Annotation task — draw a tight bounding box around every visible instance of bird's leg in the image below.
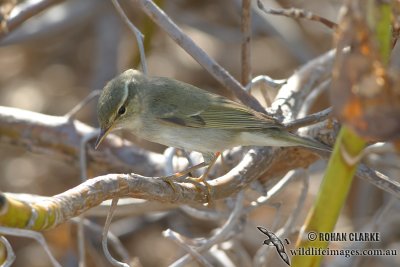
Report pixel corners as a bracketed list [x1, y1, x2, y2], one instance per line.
[162, 161, 209, 192]
[162, 152, 220, 204]
[199, 152, 220, 182]
[188, 152, 221, 204]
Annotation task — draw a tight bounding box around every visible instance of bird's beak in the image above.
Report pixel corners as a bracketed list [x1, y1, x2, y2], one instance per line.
[95, 125, 113, 149]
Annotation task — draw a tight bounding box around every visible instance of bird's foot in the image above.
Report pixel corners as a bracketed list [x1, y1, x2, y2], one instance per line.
[161, 162, 209, 194]
[187, 175, 213, 205]
[161, 174, 213, 205]
[185, 151, 220, 205]
[161, 174, 181, 194]
[160, 153, 220, 204]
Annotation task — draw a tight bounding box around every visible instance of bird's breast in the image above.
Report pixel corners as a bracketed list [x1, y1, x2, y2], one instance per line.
[132, 119, 240, 153]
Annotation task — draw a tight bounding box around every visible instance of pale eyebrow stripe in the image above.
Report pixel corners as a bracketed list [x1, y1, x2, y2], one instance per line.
[119, 80, 129, 107]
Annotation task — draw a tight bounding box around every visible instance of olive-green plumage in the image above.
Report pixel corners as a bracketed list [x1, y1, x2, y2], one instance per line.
[96, 69, 329, 160]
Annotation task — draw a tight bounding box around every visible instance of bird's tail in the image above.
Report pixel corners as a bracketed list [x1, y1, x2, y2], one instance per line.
[270, 129, 332, 152]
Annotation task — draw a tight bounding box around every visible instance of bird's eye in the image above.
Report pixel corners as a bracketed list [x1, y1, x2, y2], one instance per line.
[118, 106, 126, 115]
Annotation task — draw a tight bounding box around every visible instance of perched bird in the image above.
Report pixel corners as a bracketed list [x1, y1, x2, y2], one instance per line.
[95, 69, 328, 155]
[95, 69, 329, 190]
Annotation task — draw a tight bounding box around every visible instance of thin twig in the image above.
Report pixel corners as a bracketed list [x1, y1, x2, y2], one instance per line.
[276, 170, 309, 238]
[163, 229, 213, 267]
[209, 245, 237, 267]
[372, 197, 397, 231]
[245, 75, 287, 106]
[71, 218, 130, 263]
[180, 205, 225, 221]
[248, 169, 304, 211]
[0, 236, 15, 267]
[163, 146, 177, 175]
[297, 78, 331, 119]
[257, 0, 338, 30]
[64, 90, 101, 120]
[364, 143, 400, 171]
[77, 219, 85, 267]
[241, 0, 252, 85]
[268, 203, 283, 232]
[102, 198, 129, 267]
[185, 151, 202, 177]
[270, 49, 336, 123]
[111, 0, 148, 74]
[133, 0, 266, 113]
[0, 227, 62, 267]
[0, 0, 65, 40]
[245, 75, 287, 92]
[364, 142, 398, 155]
[285, 107, 333, 130]
[170, 192, 244, 267]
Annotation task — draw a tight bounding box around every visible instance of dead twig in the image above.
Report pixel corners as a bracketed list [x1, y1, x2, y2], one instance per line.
[0, 0, 65, 39]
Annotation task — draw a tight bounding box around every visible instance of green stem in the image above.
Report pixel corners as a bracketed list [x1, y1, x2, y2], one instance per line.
[375, 3, 391, 63]
[291, 126, 366, 267]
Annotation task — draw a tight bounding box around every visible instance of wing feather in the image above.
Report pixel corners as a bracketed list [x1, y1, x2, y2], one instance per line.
[148, 77, 283, 130]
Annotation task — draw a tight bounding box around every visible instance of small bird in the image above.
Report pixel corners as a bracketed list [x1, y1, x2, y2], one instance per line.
[95, 69, 329, 180]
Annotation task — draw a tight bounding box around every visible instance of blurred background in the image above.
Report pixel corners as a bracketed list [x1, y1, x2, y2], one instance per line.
[1, 0, 398, 266]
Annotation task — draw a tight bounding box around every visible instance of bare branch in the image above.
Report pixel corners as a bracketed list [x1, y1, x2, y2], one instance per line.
[102, 198, 129, 267]
[0, 0, 65, 40]
[0, 236, 15, 267]
[0, 226, 62, 267]
[257, 0, 337, 30]
[241, 0, 252, 85]
[164, 229, 213, 267]
[270, 49, 336, 120]
[170, 192, 245, 267]
[248, 169, 305, 211]
[64, 90, 101, 120]
[245, 75, 287, 106]
[0, 152, 398, 232]
[70, 218, 130, 263]
[133, 0, 266, 113]
[285, 107, 333, 130]
[0, 106, 168, 176]
[111, 0, 148, 74]
[297, 78, 331, 118]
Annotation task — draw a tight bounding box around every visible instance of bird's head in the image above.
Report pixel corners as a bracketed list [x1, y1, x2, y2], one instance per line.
[95, 69, 144, 149]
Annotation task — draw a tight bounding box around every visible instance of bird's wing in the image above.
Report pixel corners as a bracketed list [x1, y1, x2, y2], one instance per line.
[149, 78, 283, 130]
[197, 97, 284, 129]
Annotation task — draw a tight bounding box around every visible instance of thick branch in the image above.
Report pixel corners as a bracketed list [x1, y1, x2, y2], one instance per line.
[0, 106, 166, 176]
[0, 158, 398, 231]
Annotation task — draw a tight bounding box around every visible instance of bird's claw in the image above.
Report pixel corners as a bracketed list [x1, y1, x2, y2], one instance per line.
[187, 176, 213, 205]
[161, 175, 179, 193]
